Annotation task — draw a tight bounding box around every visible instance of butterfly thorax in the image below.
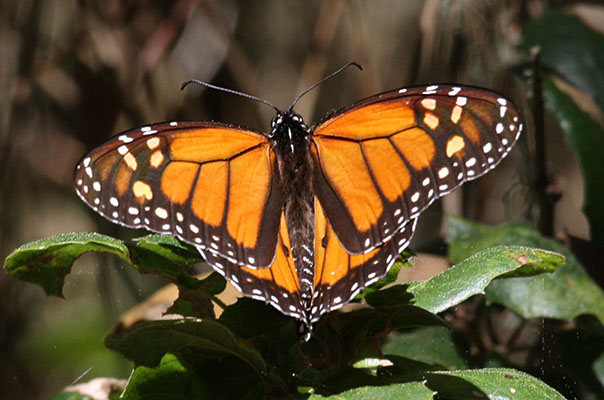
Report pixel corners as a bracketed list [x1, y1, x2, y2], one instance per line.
[270, 112, 315, 309]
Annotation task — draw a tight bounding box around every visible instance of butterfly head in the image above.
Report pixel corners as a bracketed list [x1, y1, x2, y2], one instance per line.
[269, 111, 310, 139]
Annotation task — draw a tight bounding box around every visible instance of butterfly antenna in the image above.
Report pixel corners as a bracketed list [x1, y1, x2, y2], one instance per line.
[181, 79, 281, 114]
[288, 62, 363, 112]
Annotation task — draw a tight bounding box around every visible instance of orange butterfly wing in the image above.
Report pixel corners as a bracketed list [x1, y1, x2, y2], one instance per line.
[311, 85, 522, 254]
[203, 212, 305, 319]
[74, 121, 282, 268]
[204, 197, 417, 325]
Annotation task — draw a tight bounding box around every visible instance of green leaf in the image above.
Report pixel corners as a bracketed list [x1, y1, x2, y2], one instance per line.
[105, 319, 268, 376]
[382, 326, 468, 370]
[594, 350, 604, 389]
[219, 297, 295, 340]
[4, 232, 211, 297]
[523, 12, 604, 111]
[121, 353, 210, 399]
[542, 77, 604, 243]
[308, 381, 434, 400]
[166, 287, 215, 319]
[52, 393, 94, 400]
[425, 368, 565, 399]
[4, 232, 130, 296]
[354, 250, 413, 300]
[133, 234, 203, 265]
[367, 245, 563, 314]
[448, 217, 604, 324]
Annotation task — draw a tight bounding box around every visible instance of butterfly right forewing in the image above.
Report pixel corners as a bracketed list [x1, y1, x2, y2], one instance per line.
[311, 84, 522, 255]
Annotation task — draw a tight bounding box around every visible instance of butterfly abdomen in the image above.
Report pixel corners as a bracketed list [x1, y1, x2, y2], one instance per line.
[271, 112, 315, 308]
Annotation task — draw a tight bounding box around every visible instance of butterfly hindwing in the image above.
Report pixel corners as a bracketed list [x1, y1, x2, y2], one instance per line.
[310, 197, 417, 323]
[201, 212, 305, 320]
[202, 197, 417, 325]
[74, 121, 282, 268]
[311, 84, 522, 254]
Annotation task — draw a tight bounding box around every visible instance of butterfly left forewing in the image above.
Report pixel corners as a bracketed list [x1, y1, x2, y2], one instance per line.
[311, 84, 522, 255]
[74, 121, 282, 268]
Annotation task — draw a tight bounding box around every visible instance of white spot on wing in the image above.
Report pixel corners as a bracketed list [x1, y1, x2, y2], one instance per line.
[155, 207, 168, 219]
[499, 105, 507, 118]
[448, 87, 461, 96]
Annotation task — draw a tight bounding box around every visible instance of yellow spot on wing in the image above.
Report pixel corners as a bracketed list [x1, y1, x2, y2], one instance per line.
[446, 135, 465, 157]
[150, 150, 164, 168]
[147, 137, 160, 149]
[451, 105, 463, 124]
[423, 112, 439, 130]
[420, 98, 436, 110]
[133, 180, 153, 200]
[124, 152, 138, 170]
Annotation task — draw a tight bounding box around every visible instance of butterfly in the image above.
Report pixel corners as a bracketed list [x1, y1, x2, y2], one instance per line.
[74, 64, 522, 336]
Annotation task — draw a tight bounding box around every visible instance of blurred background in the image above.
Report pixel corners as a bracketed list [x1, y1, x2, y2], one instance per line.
[0, 0, 599, 398]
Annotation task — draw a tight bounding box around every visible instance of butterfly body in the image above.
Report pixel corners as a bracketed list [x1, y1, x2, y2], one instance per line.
[74, 83, 522, 334]
[269, 111, 315, 309]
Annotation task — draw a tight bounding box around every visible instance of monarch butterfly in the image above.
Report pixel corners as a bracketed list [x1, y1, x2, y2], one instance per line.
[74, 63, 522, 336]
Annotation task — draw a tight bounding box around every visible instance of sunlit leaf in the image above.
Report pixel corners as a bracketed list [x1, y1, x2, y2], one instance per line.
[425, 368, 565, 399]
[366, 245, 564, 314]
[4, 232, 206, 296]
[308, 381, 434, 400]
[447, 217, 604, 324]
[4, 232, 130, 296]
